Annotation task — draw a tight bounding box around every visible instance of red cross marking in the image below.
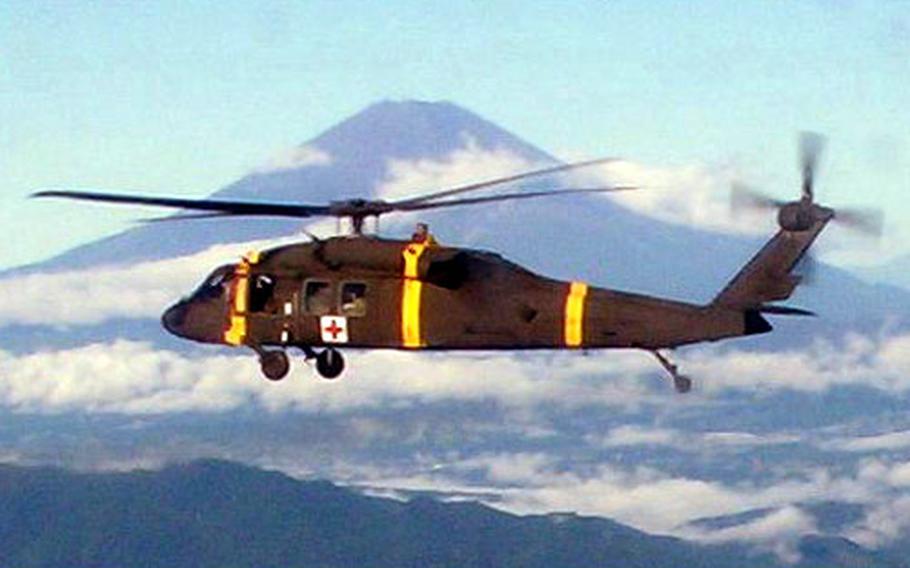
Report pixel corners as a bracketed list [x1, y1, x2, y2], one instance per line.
[324, 320, 344, 339]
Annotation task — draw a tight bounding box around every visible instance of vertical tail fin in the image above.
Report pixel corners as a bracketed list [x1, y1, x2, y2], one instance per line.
[712, 207, 834, 310]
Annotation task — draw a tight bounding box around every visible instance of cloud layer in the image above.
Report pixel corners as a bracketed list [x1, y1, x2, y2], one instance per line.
[571, 159, 775, 236]
[5, 328, 910, 417]
[0, 236, 300, 326]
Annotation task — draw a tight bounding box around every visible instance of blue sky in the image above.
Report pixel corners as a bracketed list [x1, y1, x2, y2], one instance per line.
[1, 0, 907, 269]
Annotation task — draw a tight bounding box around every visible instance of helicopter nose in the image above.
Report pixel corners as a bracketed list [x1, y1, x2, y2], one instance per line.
[161, 301, 189, 338]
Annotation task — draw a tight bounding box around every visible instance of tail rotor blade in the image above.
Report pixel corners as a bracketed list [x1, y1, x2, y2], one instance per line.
[835, 207, 884, 237]
[731, 182, 785, 213]
[799, 131, 826, 201]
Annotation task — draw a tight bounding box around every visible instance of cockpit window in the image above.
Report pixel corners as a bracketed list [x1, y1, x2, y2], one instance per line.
[194, 266, 234, 300]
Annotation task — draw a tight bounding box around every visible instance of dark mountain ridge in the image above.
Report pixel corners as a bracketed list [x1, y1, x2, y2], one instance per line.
[0, 459, 899, 568]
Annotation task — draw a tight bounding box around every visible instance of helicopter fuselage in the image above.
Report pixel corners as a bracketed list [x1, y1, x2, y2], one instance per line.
[161, 236, 763, 358]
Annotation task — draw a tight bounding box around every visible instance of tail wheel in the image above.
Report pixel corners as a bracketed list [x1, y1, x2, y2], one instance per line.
[673, 375, 693, 394]
[316, 348, 345, 379]
[260, 350, 290, 381]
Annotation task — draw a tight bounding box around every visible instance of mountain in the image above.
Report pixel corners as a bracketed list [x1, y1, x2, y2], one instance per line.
[0, 459, 898, 568]
[852, 253, 910, 291]
[25, 100, 555, 271]
[14, 100, 910, 330]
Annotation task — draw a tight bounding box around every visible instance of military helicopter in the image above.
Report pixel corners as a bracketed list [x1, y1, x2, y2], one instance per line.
[35, 134, 880, 392]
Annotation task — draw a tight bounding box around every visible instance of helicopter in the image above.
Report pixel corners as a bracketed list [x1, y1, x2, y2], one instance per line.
[34, 134, 880, 392]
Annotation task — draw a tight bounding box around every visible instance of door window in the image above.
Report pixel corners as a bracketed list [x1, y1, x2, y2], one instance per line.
[340, 282, 368, 317]
[303, 280, 333, 315]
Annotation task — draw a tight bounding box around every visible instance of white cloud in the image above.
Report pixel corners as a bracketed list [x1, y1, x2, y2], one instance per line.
[569, 160, 775, 236]
[335, 452, 910, 562]
[684, 506, 817, 563]
[688, 333, 910, 394]
[253, 145, 333, 173]
[359, 451, 881, 537]
[702, 431, 801, 447]
[0, 342, 662, 415]
[0, 341, 259, 414]
[823, 430, 910, 453]
[600, 424, 680, 447]
[594, 425, 801, 451]
[0, 236, 301, 327]
[376, 135, 542, 202]
[6, 329, 910, 417]
[848, 495, 910, 548]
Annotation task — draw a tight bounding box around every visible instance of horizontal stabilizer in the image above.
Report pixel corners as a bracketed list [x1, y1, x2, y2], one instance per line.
[758, 304, 817, 317]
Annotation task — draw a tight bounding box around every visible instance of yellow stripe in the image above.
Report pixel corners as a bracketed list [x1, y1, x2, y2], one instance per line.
[402, 279, 423, 348]
[564, 281, 588, 347]
[224, 250, 259, 346]
[401, 243, 428, 348]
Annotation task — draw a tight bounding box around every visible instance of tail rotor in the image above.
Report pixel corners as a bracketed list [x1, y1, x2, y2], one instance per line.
[731, 132, 883, 237]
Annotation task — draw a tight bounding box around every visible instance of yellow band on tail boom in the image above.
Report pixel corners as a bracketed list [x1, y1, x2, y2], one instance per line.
[564, 281, 588, 347]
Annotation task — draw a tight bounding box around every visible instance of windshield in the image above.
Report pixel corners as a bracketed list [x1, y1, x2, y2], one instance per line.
[193, 265, 234, 300]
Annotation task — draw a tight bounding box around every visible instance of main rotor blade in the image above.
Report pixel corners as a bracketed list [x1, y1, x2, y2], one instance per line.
[32, 190, 331, 218]
[799, 131, 826, 201]
[391, 186, 637, 212]
[137, 212, 236, 223]
[391, 157, 618, 206]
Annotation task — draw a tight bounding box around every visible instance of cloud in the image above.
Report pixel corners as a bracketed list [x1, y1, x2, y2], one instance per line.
[0, 341, 663, 415]
[339, 451, 910, 561]
[600, 424, 681, 447]
[6, 329, 910, 417]
[376, 135, 543, 202]
[252, 144, 333, 173]
[594, 425, 800, 451]
[357, 451, 885, 537]
[822, 430, 910, 453]
[848, 495, 910, 548]
[569, 159, 775, 236]
[0, 341, 259, 414]
[688, 333, 910, 394]
[0, 236, 301, 327]
[685, 506, 817, 563]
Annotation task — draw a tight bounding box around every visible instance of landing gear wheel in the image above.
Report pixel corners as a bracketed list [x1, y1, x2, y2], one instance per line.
[673, 375, 693, 394]
[260, 350, 290, 381]
[315, 348, 345, 379]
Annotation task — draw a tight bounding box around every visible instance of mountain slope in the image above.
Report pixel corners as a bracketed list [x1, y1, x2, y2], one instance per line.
[853, 253, 910, 291]
[0, 459, 881, 568]
[27, 100, 555, 271]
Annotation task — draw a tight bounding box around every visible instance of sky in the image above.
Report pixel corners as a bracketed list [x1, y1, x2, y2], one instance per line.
[2, 3, 910, 556]
[1, 0, 908, 270]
